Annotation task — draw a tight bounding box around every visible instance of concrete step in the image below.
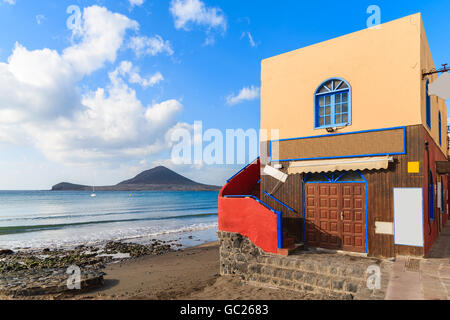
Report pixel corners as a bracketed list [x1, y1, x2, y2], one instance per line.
[247, 262, 365, 298]
[218, 230, 389, 300]
[277, 243, 303, 256]
[241, 252, 389, 299]
[256, 254, 369, 280]
[245, 272, 355, 300]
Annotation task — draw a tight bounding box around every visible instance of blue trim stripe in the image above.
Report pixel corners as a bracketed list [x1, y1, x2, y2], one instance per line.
[262, 190, 295, 212]
[270, 126, 407, 162]
[223, 195, 278, 214]
[272, 126, 406, 143]
[277, 211, 283, 249]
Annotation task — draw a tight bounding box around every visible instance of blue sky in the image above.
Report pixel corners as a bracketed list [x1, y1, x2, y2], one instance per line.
[0, 0, 449, 189]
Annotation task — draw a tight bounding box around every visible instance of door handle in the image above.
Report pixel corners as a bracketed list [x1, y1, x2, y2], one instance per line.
[340, 212, 344, 221]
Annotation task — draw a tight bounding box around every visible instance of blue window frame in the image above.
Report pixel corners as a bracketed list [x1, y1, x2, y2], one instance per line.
[426, 79, 431, 128]
[315, 78, 351, 129]
[430, 171, 435, 221]
[439, 111, 442, 146]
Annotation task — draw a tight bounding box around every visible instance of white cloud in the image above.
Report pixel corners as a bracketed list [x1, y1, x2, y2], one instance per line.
[130, 71, 163, 87]
[112, 61, 164, 88]
[129, 0, 144, 7]
[128, 35, 174, 57]
[145, 99, 183, 127]
[169, 0, 226, 32]
[63, 6, 138, 75]
[226, 85, 260, 106]
[2, 0, 15, 5]
[0, 5, 183, 166]
[21, 65, 182, 165]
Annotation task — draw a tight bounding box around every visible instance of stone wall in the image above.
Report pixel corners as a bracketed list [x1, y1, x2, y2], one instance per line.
[218, 231, 263, 276]
[217, 231, 391, 300]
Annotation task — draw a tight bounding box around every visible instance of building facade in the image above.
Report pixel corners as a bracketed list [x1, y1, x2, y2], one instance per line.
[219, 13, 448, 258]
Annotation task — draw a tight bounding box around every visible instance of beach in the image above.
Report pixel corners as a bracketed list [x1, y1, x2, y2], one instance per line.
[0, 191, 326, 300]
[0, 241, 319, 300]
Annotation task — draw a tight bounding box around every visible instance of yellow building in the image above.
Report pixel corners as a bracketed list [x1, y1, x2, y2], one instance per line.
[261, 13, 446, 153]
[219, 13, 448, 259]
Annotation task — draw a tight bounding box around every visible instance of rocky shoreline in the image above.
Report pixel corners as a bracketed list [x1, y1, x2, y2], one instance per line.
[0, 239, 181, 298]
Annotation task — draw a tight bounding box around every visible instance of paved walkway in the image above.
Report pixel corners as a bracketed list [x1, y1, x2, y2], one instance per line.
[386, 223, 450, 300]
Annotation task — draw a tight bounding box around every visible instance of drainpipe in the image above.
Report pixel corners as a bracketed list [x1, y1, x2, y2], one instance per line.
[425, 140, 432, 236]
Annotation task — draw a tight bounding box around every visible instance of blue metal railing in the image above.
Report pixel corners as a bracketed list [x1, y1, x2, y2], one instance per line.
[262, 191, 295, 213]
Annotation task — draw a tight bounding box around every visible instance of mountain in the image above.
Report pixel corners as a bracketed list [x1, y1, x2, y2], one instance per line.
[118, 166, 198, 186]
[51, 166, 221, 191]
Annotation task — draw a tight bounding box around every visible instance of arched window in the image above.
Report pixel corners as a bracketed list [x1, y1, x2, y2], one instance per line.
[439, 111, 442, 146]
[426, 79, 431, 128]
[315, 78, 351, 129]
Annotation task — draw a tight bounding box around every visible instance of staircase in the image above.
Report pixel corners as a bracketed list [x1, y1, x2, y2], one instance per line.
[218, 230, 390, 300]
[245, 251, 389, 300]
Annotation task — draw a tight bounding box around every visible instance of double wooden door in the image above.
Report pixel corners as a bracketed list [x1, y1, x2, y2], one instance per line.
[304, 183, 366, 253]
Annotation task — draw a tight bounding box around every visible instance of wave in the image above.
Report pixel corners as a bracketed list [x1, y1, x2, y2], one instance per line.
[0, 222, 219, 250]
[0, 205, 218, 222]
[0, 212, 218, 236]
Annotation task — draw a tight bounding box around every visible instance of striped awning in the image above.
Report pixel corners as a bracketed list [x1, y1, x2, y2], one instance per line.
[286, 156, 393, 174]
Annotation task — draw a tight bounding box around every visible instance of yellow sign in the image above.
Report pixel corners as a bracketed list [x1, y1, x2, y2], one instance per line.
[408, 162, 420, 173]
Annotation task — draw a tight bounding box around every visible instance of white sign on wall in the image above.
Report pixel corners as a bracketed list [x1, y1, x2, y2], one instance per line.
[393, 188, 424, 247]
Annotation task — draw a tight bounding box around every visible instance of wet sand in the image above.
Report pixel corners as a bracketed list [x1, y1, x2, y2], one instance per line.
[71, 242, 314, 300]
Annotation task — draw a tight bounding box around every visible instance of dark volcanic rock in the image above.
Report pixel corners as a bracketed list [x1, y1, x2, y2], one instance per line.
[0, 249, 13, 256]
[118, 166, 197, 185]
[51, 182, 90, 191]
[104, 240, 173, 257]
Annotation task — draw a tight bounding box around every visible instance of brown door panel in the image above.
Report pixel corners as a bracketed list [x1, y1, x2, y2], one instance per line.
[304, 182, 366, 253]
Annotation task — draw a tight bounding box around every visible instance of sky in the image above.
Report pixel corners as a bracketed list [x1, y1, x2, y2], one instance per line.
[0, 0, 449, 190]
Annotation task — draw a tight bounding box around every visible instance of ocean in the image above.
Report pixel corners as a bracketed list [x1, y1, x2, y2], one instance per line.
[0, 190, 219, 250]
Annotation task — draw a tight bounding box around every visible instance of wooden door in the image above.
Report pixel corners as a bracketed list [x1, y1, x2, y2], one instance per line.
[341, 183, 366, 253]
[304, 183, 366, 253]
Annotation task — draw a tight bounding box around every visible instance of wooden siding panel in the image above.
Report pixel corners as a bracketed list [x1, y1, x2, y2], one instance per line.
[274, 127, 405, 161]
[261, 125, 432, 257]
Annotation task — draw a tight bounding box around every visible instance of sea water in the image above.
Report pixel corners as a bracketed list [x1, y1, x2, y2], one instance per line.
[0, 190, 219, 250]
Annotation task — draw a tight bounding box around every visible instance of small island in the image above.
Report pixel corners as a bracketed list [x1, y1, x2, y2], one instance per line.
[51, 166, 221, 191]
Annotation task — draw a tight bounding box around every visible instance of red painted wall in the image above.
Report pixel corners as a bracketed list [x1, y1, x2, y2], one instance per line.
[218, 158, 279, 254]
[422, 128, 448, 255]
[220, 159, 260, 196]
[218, 197, 278, 253]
